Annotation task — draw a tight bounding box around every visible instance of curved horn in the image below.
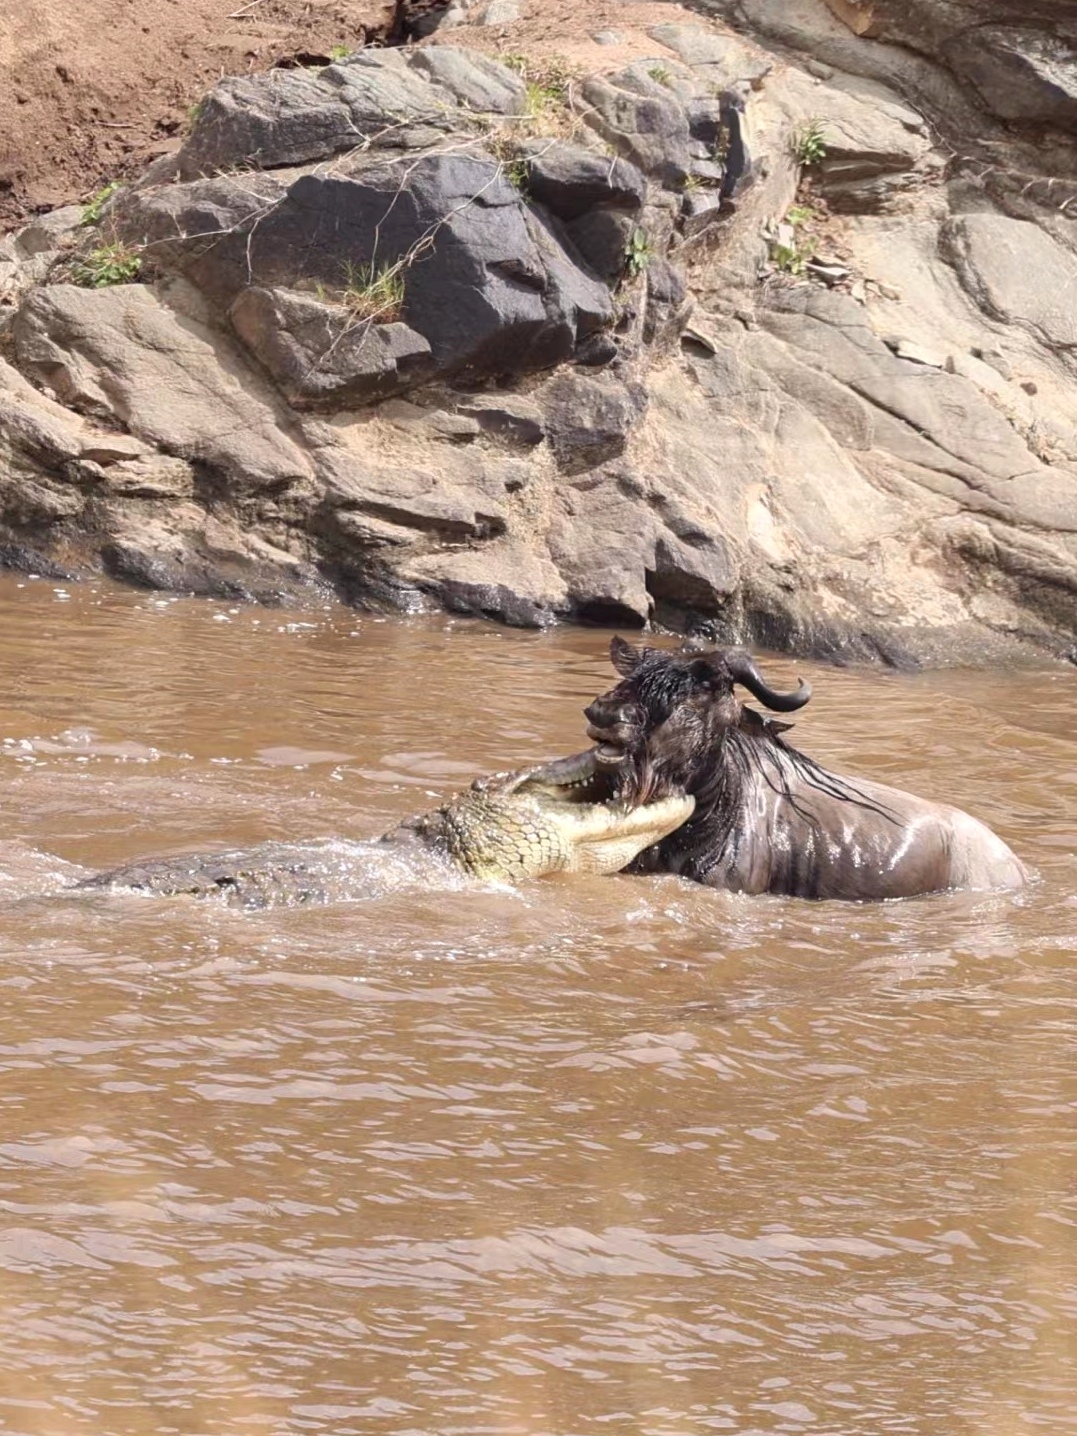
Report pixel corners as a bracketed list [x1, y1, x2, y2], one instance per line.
[726, 652, 811, 712]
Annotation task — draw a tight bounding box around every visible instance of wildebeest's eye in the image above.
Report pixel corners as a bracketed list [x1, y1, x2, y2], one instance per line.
[688, 659, 715, 687]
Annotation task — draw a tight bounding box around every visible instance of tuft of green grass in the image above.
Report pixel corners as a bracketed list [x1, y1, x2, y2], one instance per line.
[524, 78, 563, 117]
[329, 43, 350, 61]
[73, 241, 142, 288]
[624, 228, 653, 279]
[793, 119, 827, 166]
[500, 54, 572, 117]
[81, 181, 121, 226]
[648, 64, 672, 87]
[335, 260, 405, 322]
[484, 131, 531, 195]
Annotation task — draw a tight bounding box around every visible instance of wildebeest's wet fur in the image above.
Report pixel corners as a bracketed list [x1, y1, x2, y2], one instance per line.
[585, 638, 1027, 901]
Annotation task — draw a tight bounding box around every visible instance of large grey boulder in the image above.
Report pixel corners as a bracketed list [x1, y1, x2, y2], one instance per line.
[580, 68, 692, 187]
[406, 47, 527, 114]
[520, 141, 646, 222]
[124, 153, 614, 385]
[941, 213, 1077, 354]
[229, 288, 434, 408]
[13, 285, 312, 491]
[177, 51, 455, 178]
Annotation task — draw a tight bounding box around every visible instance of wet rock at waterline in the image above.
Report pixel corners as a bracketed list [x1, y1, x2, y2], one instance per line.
[1, 20, 1077, 664]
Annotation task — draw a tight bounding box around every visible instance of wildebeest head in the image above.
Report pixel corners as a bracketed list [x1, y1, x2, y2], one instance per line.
[583, 637, 811, 808]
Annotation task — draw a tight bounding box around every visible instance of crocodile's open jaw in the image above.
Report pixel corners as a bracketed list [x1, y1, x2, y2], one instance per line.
[469, 748, 694, 876]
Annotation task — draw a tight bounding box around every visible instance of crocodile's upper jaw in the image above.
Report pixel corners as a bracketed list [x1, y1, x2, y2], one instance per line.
[465, 749, 695, 878]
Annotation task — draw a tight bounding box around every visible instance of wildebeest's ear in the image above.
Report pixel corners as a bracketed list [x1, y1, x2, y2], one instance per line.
[610, 636, 643, 675]
[742, 707, 795, 735]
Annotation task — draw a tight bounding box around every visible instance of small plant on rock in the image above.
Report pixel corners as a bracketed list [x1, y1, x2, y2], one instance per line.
[793, 119, 827, 167]
[770, 240, 810, 276]
[624, 229, 653, 279]
[72, 240, 143, 288]
[329, 43, 350, 61]
[81, 181, 121, 227]
[339, 260, 405, 322]
[648, 64, 672, 87]
[503, 157, 530, 194]
[767, 203, 818, 277]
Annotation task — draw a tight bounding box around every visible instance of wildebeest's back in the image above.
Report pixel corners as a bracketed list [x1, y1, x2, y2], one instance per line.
[726, 774, 1026, 900]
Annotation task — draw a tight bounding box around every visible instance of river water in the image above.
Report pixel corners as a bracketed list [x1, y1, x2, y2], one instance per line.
[0, 575, 1074, 1436]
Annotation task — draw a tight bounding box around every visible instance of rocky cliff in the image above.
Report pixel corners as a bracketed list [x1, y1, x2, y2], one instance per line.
[1, 0, 1076, 665]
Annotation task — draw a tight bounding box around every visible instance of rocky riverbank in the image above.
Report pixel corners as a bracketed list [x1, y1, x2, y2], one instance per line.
[1, 0, 1076, 665]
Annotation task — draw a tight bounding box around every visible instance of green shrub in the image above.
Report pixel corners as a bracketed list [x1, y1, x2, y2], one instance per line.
[72, 241, 143, 288]
[81, 182, 121, 226]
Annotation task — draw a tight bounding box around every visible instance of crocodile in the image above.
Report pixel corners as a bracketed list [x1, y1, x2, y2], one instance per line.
[77, 749, 694, 908]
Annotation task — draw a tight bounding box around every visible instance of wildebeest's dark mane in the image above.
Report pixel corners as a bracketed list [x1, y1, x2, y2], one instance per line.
[622, 711, 901, 876]
[738, 724, 901, 826]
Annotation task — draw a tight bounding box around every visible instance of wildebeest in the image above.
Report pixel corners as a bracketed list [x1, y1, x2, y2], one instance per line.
[583, 638, 1027, 901]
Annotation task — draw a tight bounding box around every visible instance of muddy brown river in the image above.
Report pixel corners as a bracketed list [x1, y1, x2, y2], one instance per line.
[0, 576, 1074, 1436]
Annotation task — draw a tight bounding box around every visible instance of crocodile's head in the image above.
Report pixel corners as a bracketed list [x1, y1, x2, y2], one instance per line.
[405, 748, 695, 882]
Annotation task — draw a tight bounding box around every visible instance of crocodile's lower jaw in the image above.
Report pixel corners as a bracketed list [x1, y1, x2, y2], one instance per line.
[457, 750, 695, 880]
[561, 792, 696, 875]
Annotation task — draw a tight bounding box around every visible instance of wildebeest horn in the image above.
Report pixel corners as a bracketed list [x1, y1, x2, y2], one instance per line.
[727, 652, 811, 711]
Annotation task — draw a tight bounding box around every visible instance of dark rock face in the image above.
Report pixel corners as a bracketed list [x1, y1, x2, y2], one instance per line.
[177, 52, 454, 177]
[943, 26, 1077, 126]
[4, 27, 1077, 667]
[229, 288, 435, 408]
[579, 69, 692, 188]
[540, 371, 647, 475]
[259, 159, 563, 375]
[565, 208, 637, 285]
[124, 151, 614, 385]
[113, 49, 624, 396]
[521, 142, 646, 221]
